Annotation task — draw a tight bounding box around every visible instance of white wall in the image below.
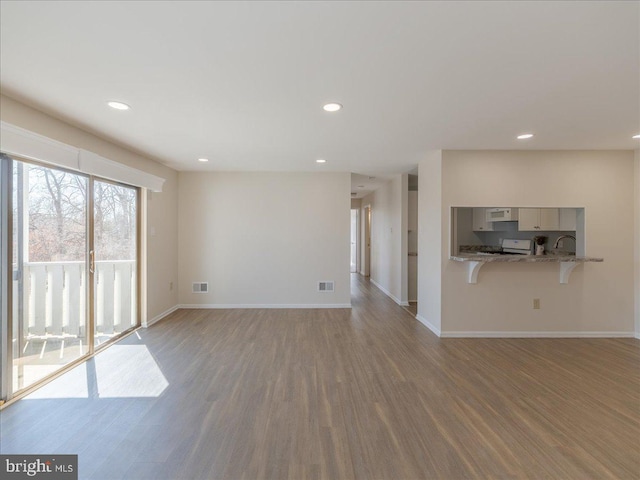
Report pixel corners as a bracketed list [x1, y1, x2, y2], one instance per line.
[360, 174, 408, 306]
[435, 150, 635, 336]
[635, 149, 640, 338]
[417, 151, 443, 335]
[0, 95, 179, 325]
[178, 172, 351, 307]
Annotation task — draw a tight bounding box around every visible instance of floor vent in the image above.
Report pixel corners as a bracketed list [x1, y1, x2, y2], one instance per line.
[192, 282, 209, 293]
[318, 281, 334, 292]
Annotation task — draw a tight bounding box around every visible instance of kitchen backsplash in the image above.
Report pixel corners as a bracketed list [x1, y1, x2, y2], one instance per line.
[475, 222, 575, 251]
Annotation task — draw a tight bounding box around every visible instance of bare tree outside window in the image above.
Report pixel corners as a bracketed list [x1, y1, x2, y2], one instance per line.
[25, 166, 136, 262]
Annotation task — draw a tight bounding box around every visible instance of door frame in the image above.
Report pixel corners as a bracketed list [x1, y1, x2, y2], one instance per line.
[363, 204, 371, 277]
[350, 208, 360, 274]
[0, 154, 141, 404]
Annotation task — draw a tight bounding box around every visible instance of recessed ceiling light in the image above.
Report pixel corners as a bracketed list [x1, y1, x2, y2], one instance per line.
[198, 158, 209, 163]
[316, 159, 326, 164]
[107, 101, 130, 110]
[323, 103, 342, 112]
[633, 134, 640, 139]
[357, 185, 365, 188]
[517, 133, 534, 140]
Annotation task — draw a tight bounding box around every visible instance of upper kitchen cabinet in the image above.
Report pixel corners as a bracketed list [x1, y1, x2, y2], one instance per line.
[518, 208, 560, 231]
[559, 208, 577, 230]
[472, 208, 494, 231]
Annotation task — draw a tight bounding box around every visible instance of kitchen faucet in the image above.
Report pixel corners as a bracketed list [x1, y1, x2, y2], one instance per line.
[553, 235, 576, 249]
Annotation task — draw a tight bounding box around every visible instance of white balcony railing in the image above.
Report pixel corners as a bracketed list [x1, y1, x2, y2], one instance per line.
[13, 260, 136, 340]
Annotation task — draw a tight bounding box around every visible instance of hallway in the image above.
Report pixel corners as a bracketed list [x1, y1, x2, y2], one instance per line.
[1, 275, 639, 479]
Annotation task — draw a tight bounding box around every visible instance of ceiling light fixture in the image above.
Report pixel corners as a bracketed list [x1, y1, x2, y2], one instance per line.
[323, 103, 342, 112]
[107, 101, 130, 110]
[198, 158, 209, 163]
[517, 133, 534, 140]
[357, 185, 365, 188]
[633, 134, 640, 139]
[316, 159, 326, 164]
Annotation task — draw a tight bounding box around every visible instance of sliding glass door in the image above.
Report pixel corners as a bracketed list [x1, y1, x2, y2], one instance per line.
[93, 180, 138, 346]
[11, 161, 89, 392]
[1, 155, 139, 400]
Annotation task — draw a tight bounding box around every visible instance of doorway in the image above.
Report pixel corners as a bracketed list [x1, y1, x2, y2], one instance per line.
[407, 176, 418, 316]
[350, 209, 359, 273]
[1, 155, 140, 401]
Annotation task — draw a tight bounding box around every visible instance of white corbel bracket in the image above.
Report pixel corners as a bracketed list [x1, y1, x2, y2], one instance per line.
[559, 262, 578, 284]
[467, 261, 483, 284]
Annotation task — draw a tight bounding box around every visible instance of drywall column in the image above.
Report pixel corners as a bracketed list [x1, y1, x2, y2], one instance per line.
[635, 149, 640, 338]
[416, 151, 443, 336]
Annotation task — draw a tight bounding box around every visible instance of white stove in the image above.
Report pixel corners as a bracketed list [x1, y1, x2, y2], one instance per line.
[501, 238, 532, 255]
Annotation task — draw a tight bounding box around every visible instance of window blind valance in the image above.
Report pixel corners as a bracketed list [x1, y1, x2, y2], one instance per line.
[0, 121, 165, 192]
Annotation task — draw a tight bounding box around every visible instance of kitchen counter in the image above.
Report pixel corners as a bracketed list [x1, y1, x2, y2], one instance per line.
[451, 253, 603, 263]
[450, 254, 603, 284]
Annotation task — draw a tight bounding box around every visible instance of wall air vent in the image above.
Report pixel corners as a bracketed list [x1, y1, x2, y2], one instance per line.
[318, 281, 335, 292]
[192, 282, 208, 293]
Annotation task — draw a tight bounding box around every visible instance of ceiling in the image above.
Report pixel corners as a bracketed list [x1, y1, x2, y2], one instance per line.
[1, 1, 638, 192]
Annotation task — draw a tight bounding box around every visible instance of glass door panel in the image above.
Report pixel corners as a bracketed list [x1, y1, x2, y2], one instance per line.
[92, 180, 138, 346]
[11, 161, 88, 391]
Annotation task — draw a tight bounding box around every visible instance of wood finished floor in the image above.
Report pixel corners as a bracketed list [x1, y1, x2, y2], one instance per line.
[1, 274, 639, 480]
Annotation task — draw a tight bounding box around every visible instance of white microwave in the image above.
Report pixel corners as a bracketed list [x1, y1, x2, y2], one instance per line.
[486, 208, 519, 222]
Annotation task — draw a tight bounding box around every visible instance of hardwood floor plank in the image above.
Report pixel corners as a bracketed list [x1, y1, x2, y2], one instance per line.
[1, 274, 638, 480]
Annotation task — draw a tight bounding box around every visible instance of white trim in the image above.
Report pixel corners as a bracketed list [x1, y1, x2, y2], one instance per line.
[1, 121, 79, 170]
[144, 305, 179, 327]
[178, 303, 352, 309]
[370, 278, 409, 306]
[1, 122, 165, 191]
[415, 314, 441, 337]
[440, 331, 636, 338]
[78, 150, 165, 192]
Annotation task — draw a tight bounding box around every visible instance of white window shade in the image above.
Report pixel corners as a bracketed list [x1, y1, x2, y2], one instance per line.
[0, 121, 165, 192]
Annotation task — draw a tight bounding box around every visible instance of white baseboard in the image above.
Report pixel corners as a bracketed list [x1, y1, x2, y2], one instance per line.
[145, 305, 179, 328]
[178, 303, 352, 309]
[369, 278, 409, 306]
[440, 331, 637, 338]
[415, 314, 441, 337]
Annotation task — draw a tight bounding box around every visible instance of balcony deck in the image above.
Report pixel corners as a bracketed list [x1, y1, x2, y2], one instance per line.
[11, 259, 136, 392]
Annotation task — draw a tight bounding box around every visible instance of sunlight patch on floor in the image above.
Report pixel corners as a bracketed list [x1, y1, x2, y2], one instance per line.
[24, 345, 169, 399]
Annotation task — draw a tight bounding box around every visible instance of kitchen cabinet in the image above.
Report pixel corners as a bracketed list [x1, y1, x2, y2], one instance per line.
[559, 208, 577, 230]
[472, 208, 494, 231]
[518, 208, 560, 231]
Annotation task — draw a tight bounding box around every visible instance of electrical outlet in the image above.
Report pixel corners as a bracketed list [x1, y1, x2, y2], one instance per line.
[169, 282, 173, 291]
[533, 298, 540, 309]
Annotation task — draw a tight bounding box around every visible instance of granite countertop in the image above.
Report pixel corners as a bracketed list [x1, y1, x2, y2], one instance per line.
[450, 253, 603, 263]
